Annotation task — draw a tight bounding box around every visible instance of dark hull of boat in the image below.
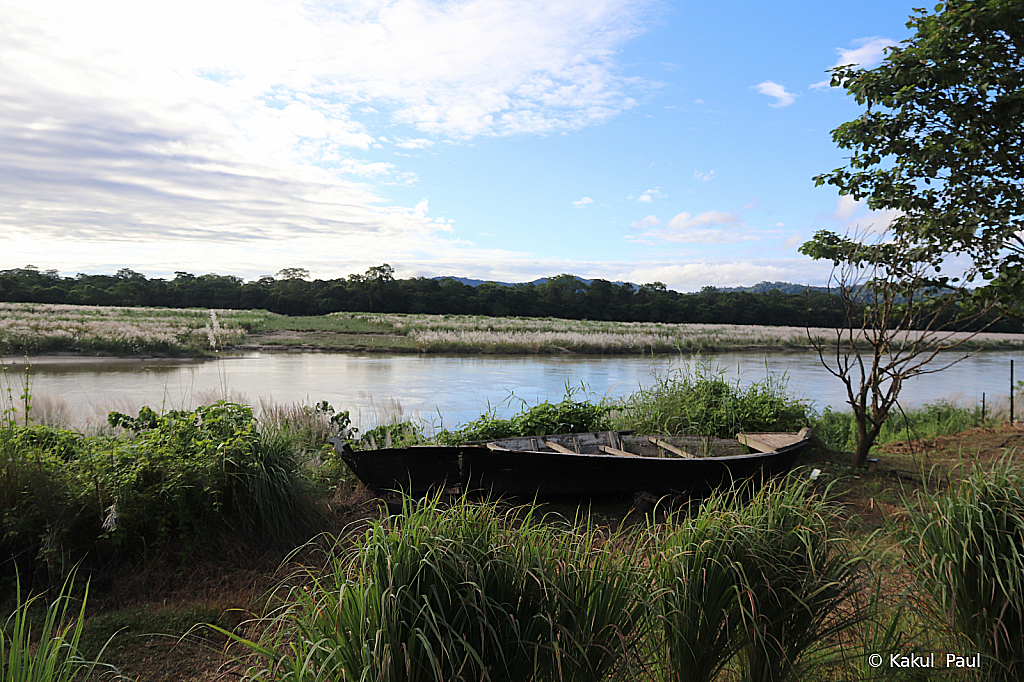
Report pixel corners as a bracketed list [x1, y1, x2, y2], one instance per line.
[329, 435, 808, 498]
[330, 440, 463, 497]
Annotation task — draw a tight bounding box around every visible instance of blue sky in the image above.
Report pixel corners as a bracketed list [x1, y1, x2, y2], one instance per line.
[1, 0, 915, 291]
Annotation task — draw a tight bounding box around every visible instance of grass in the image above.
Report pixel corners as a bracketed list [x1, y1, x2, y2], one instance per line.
[613, 362, 815, 438]
[903, 458, 1024, 681]
[221, 495, 646, 682]
[814, 400, 1000, 453]
[0, 303, 266, 356]
[1, 574, 122, 681]
[251, 314, 397, 334]
[217, 480, 878, 682]
[6, 305, 1022, 356]
[644, 477, 867, 682]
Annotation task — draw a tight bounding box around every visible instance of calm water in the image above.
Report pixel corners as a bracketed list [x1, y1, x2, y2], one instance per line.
[2, 350, 1019, 431]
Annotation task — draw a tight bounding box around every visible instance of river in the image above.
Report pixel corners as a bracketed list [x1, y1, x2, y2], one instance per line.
[2, 350, 1019, 431]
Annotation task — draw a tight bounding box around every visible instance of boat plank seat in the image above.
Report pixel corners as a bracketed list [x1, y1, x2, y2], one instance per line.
[599, 445, 640, 458]
[736, 428, 812, 453]
[544, 440, 577, 455]
[648, 436, 694, 458]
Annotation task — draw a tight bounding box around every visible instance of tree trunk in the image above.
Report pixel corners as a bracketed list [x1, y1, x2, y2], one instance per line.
[853, 411, 882, 468]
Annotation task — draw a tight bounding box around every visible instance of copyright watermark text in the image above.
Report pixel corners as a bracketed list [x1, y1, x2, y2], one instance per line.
[868, 652, 982, 669]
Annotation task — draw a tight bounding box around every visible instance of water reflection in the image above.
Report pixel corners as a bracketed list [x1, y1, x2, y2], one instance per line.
[2, 350, 1019, 431]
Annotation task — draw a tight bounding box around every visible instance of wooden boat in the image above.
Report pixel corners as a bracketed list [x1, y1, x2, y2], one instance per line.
[327, 428, 811, 500]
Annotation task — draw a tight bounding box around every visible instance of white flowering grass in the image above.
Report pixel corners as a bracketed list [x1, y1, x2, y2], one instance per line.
[339, 313, 824, 353]
[0, 303, 267, 355]
[328, 312, 1024, 353]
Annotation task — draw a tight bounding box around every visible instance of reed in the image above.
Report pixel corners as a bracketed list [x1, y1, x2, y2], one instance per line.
[0, 302, 263, 355]
[224, 495, 646, 682]
[1, 574, 122, 682]
[904, 458, 1024, 680]
[647, 477, 867, 682]
[615, 361, 814, 438]
[815, 399, 997, 452]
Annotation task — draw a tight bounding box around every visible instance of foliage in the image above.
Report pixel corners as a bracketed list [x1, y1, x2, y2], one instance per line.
[356, 419, 425, 449]
[434, 388, 611, 445]
[24, 265, 1016, 333]
[615, 362, 814, 438]
[809, 0, 1024, 317]
[1, 574, 123, 681]
[904, 459, 1024, 680]
[814, 400, 993, 453]
[648, 477, 867, 682]
[1, 402, 325, 583]
[222, 495, 645, 682]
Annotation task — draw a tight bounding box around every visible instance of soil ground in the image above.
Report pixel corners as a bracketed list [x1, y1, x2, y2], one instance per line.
[75, 422, 1024, 681]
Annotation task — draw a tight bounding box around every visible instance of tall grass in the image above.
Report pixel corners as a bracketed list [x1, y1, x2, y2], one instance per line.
[224, 495, 646, 682]
[648, 477, 867, 682]
[814, 400, 994, 452]
[904, 458, 1024, 680]
[0, 303, 265, 355]
[1, 574, 122, 681]
[615, 362, 814, 437]
[221, 481, 876, 682]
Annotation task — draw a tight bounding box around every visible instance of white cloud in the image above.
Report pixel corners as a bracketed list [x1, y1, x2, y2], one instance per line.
[668, 210, 742, 231]
[627, 209, 757, 244]
[826, 196, 901, 235]
[629, 214, 661, 229]
[393, 138, 435, 149]
[0, 0, 656, 278]
[752, 81, 797, 108]
[573, 196, 594, 208]
[834, 37, 898, 69]
[694, 169, 715, 181]
[812, 37, 898, 88]
[636, 188, 666, 203]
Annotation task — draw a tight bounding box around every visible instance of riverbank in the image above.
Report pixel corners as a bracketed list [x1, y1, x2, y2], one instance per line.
[4, 302, 1024, 357]
[9, 419, 1021, 682]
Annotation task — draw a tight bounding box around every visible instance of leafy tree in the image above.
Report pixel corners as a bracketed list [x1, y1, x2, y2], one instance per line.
[276, 267, 310, 280]
[811, 0, 1024, 317]
[804, 0, 1021, 464]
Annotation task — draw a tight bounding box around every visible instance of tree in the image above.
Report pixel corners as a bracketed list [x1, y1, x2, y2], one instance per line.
[813, 0, 1024, 317]
[276, 267, 310, 281]
[804, 231, 1000, 467]
[804, 0, 1021, 464]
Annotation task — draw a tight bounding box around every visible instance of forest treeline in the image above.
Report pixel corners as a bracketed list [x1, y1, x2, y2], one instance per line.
[1, 265, 1020, 332]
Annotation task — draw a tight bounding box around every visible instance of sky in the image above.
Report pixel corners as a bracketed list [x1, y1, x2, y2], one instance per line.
[1, 0, 918, 291]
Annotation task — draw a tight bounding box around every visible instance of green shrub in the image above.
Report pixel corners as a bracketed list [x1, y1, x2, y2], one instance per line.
[904, 460, 1024, 681]
[224, 495, 645, 682]
[648, 477, 866, 682]
[357, 419, 425, 449]
[813, 401, 991, 453]
[434, 388, 611, 445]
[1, 402, 326, 583]
[616, 362, 814, 437]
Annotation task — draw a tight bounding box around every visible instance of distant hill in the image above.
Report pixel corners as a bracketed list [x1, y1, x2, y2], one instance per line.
[433, 275, 634, 289]
[436, 276, 828, 295]
[719, 281, 832, 295]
